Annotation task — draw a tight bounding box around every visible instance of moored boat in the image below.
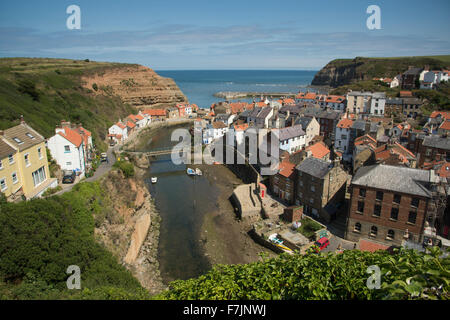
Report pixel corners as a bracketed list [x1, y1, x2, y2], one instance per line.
[151, 177, 157, 183]
[195, 168, 202, 176]
[187, 168, 196, 176]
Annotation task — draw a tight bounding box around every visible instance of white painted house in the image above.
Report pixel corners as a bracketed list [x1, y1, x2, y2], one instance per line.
[369, 92, 386, 116]
[108, 122, 128, 143]
[276, 124, 306, 154]
[334, 118, 353, 155]
[390, 75, 402, 88]
[47, 126, 86, 177]
[203, 122, 229, 145]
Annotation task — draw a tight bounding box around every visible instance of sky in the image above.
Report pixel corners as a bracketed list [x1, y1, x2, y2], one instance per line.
[0, 0, 449, 70]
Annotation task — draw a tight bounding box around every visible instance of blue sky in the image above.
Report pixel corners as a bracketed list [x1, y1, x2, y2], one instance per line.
[0, 0, 449, 70]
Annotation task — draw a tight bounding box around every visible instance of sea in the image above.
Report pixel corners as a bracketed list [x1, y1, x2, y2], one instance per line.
[155, 70, 318, 109]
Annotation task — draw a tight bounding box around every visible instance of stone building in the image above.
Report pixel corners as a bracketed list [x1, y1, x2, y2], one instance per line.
[295, 157, 348, 223]
[418, 134, 450, 167]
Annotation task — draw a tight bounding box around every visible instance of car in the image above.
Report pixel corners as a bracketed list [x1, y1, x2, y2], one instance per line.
[100, 153, 108, 163]
[62, 170, 76, 184]
[314, 237, 330, 252]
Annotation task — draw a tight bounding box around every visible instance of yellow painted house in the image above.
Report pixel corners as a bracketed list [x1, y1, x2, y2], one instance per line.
[0, 120, 57, 201]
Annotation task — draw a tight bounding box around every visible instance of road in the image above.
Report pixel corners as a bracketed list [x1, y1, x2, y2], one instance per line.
[54, 147, 116, 195]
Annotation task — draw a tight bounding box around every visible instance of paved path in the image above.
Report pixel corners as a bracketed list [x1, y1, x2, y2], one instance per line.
[54, 147, 116, 195]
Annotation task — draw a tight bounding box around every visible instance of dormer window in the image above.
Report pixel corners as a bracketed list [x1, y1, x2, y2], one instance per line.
[13, 137, 23, 145]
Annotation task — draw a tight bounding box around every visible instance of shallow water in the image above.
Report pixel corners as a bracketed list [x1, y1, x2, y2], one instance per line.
[143, 125, 218, 283]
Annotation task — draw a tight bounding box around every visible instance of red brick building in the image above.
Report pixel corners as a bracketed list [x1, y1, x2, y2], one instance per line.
[346, 164, 434, 246]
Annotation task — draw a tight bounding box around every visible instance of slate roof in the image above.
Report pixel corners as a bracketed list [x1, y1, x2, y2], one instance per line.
[352, 120, 367, 131]
[256, 107, 272, 119]
[277, 124, 305, 141]
[0, 138, 17, 159]
[404, 68, 422, 75]
[352, 164, 433, 198]
[386, 98, 403, 105]
[2, 123, 45, 152]
[294, 116, 313, 130]
[296, 157, 333, 179]
[422, 135, 450, 150]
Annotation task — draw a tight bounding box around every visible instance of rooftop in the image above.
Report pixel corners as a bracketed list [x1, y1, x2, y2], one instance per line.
[296, 157, 334, 179]
[2, 122, 45, 152]
[422, 135, 450, 150]
[352, 164, 433, 198]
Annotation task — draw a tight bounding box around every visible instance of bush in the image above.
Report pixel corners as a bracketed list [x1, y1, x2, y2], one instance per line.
[0, 181, 148, 299]
[113, 160, 134, 178]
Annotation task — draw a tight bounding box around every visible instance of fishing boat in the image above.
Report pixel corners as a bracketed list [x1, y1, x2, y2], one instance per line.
[151, 177, 157, 184]
[186, 168, 196, 176]
[195, 168, 202, 176]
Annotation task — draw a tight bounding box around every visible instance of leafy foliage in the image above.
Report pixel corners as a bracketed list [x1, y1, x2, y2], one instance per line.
[0, 181, 149, 300]
[113, 160, 135, 178]
[157, 248, 449, 300]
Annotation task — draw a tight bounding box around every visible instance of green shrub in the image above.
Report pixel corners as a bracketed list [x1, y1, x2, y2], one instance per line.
[113, 160, 134, 178]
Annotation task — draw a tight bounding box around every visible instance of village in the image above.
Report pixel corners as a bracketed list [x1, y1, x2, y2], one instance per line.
[1, 65, 449, 260]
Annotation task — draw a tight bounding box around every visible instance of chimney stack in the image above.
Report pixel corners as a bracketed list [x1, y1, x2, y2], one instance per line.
[20, 115, 24, 124]
[0, 130, 4, 136]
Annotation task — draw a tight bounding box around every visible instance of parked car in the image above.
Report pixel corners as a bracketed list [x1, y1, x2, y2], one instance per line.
[62, 170, 76, 184]
[313, 237, 330, 252]
[100, 152, 108, 163]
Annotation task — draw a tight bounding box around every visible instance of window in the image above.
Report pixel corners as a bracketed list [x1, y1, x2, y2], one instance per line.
[64, 145, 71, 153]
[298, 192, 303, 199]
[66, 162, 72, 166]
[311, 185, 315, 192]
[0, 178, 6, 191]
[387, 230, 395, 240]
[38, 147, 43, 159]
[373, 204, 382, 217]
[354, 222, 361, 233]
[391, 207, 399, 220]
[411, 197, 419, 208]
[309, 198, 314, 204]
[408, 211, 417, 224]
[32, 166, 46, 187]
[376, 191, 383, 201]
[13, 137, 23, 145]
[24, 153, 30, 167]
[8, 154, 14, 164]
[0, 160, 2, 170]
[26, 133, 35, 139]
[393, 194, 401, 204]
[11, 172, 18, 184]
[370, 226, 378, 237]
[359, 188, 366, 197]
[299, 180, 303, 187]
[357, 201, 365, 213]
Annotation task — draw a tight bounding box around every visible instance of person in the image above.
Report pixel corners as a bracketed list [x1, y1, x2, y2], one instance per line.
[353, 243, 357, 249]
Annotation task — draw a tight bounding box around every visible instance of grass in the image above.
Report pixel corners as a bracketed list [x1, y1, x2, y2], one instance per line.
[297, 216, 323, 239]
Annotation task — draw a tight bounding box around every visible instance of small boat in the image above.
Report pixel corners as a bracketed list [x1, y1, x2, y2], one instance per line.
[195, 168, 202, 176]
[186, 168, 196, 176]
[151, 177, 157, 184]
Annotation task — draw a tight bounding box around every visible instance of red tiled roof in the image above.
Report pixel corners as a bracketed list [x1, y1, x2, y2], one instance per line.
[234, 123, 249, 131]
[306, 141, 330, 159]
[116, 122, 126, 129]
[304, 92, 317, 100]
[135, 114, 144, 120]
[255, 101, 266, 107]
[58, 127, 83, 148]
[359, 239, 389, 252]
[400, 91, 413, 97]
[337, 118, 353, 129]
[440, 120, 450, 130]
[142, 109, 166, 116]
[325, 95, 345, 103]
[278, 160, 296, 179]
[430, 111, 450, 119]
[437, 162, 450, 178]
[283, 98, 295, 105]
[126, 121, 136, 129]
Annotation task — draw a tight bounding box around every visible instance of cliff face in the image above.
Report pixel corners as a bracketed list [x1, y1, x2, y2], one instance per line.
[311, 60, 366, 87]
[311, 56, 450, 87]
[81, 65, 188, 108]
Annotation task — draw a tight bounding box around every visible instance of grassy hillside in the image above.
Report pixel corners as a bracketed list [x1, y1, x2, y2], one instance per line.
[0, 58, 137, 151]
[312, 55, 450, 87]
